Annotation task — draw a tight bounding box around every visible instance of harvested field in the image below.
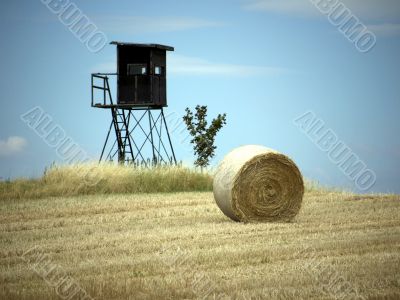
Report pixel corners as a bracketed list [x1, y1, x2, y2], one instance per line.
[0, 190, 399, 299]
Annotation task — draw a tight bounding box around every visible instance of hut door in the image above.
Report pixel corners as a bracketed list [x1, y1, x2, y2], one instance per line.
[152, 76, 160, 105]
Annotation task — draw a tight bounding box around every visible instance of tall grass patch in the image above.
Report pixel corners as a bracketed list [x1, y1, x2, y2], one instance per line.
[0, 163, 213, 200]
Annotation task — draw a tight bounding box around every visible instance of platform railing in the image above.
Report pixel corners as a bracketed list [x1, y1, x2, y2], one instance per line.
[91, 73, 117, 107]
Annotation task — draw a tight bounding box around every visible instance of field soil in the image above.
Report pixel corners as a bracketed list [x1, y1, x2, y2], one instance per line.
[1, 190, 399, 299]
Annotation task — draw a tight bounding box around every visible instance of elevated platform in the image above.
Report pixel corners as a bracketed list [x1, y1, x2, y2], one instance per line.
[91, 73, 175, 166]
[91, 73, 167, 108]
[92, 103, 167, 110]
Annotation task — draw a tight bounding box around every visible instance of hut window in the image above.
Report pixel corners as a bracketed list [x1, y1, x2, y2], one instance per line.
[127, 64, 147, 75]
[154, 66, 164, 75]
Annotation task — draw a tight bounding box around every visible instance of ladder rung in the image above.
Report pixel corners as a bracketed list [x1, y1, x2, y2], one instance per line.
[92, 85, 108, 90]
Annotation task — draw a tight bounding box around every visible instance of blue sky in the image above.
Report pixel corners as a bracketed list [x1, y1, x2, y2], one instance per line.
[0, 0, 399, 193]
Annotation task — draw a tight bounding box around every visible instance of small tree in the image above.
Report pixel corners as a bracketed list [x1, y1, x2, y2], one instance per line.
[183, 105, 227, 168]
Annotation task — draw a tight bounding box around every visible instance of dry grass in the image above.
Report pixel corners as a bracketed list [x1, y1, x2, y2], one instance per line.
[0, 189, 399, 299]
[0, 163, 213, 200]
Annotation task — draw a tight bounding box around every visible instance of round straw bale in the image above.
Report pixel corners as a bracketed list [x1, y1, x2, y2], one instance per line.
[213, 145, 304, 222]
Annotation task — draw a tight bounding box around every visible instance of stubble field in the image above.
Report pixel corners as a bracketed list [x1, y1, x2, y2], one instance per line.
[0, 189, 399, 299]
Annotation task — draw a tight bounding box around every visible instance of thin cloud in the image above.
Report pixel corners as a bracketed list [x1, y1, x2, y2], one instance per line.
[0, 136, 27, 156]
[243, 0, 400, 20]
[367, 23, 400, 36]
[92, 54, 289, 77]
[169, 54, 288, 76]
[93, 16, 224, 34]
[244, 0, 317, 17]
[343, 0, 400, 20]
[91, 62, 115, 74]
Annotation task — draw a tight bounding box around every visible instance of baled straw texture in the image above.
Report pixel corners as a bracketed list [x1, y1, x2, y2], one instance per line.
[213, 145, 304, 222]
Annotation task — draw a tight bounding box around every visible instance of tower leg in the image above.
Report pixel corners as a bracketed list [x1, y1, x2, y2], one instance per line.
[100, 120, 113, 162]
[100, 107, 176, 166]
[161, 108, 177, 164]
[148, 110, 156, 164]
